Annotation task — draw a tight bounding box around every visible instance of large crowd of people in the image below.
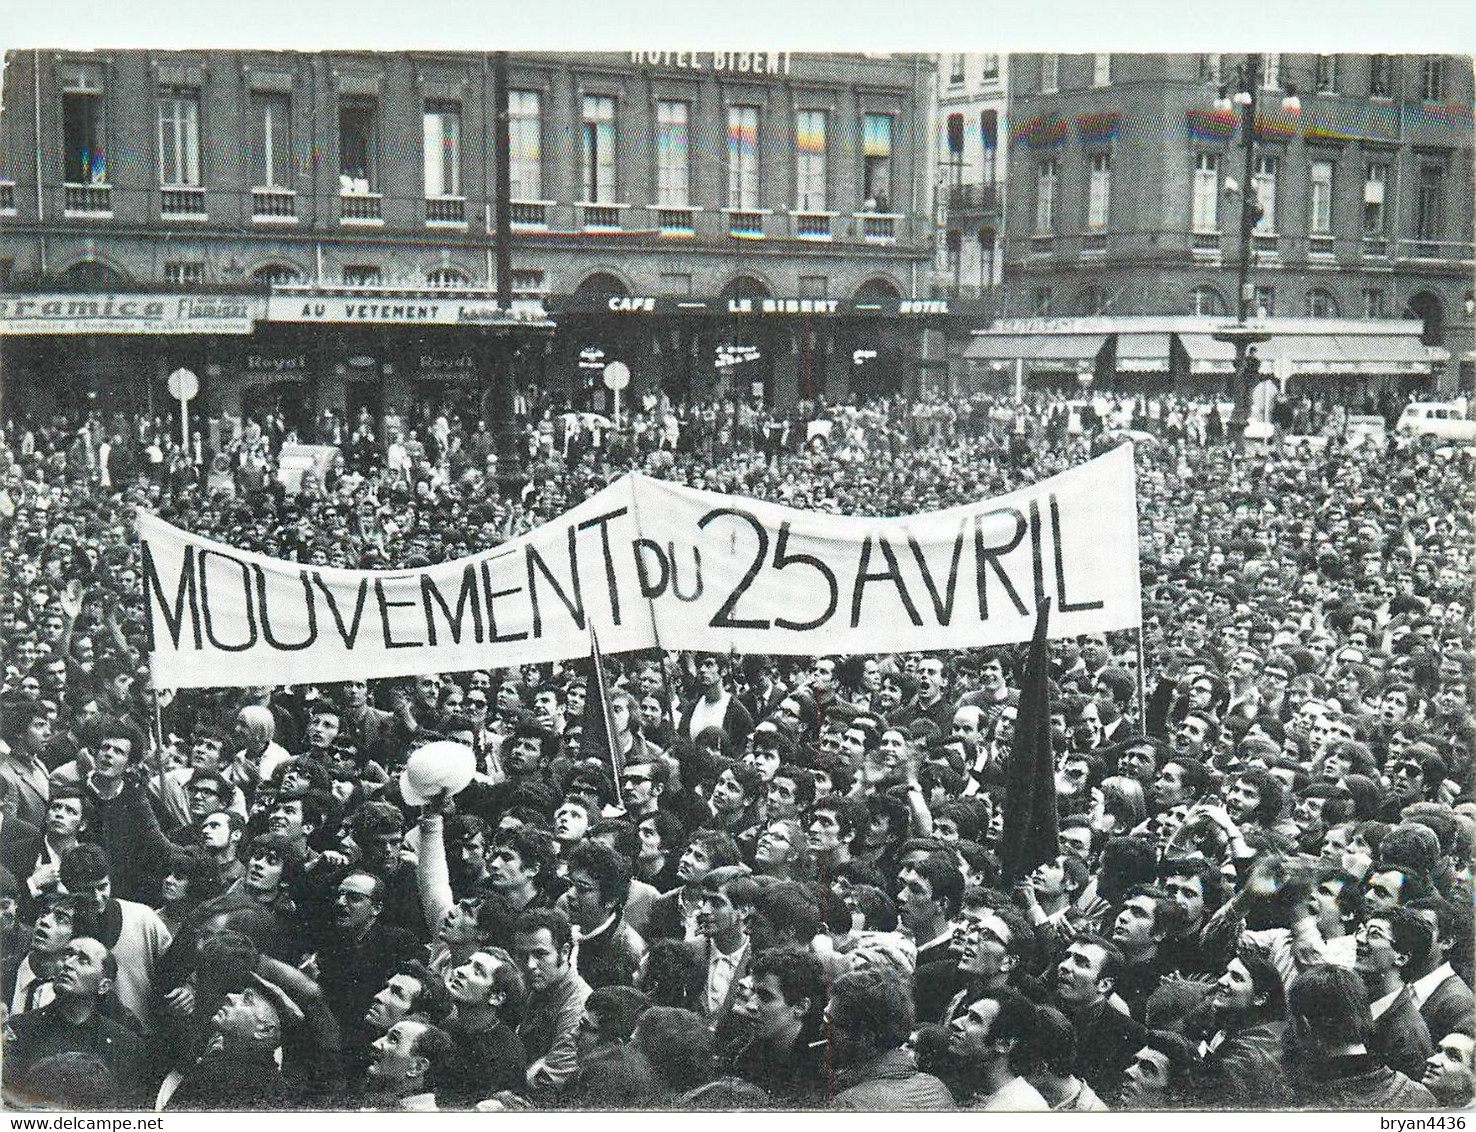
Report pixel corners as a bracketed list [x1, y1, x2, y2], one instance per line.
[1, 383, 1472, 1112]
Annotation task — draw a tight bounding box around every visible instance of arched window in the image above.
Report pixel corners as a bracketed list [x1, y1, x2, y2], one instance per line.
[1189, 284, 1227, 316]
[253, 264, 301, 288]
[58, 260, 126, 288]
[1305, 288, 1339, 318]
[1404, 291, 1445, 346]
[426, 268, 469, 289]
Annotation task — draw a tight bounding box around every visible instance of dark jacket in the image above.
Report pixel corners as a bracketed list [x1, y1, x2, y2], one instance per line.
[3, 1002, 149, 1104]
[1291, 1053, 1436, 1110]
[439, 1017, 526, 1108]
[830, 1047, 956, 1111]
[1419, 971, 1475, 1045]
[1069, 996, 1147, 1100]
[165, 1047, 289, 1110]
[1370, 985, 1434, 1082]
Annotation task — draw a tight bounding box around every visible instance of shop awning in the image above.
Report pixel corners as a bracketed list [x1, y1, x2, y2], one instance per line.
[1176, 332, 1237, 375]
[1259, 333, 1437, 376]
[965, 334, 1106, 363]
[1114, 332, 1171, 373]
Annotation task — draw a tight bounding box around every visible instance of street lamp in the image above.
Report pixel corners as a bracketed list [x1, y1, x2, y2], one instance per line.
[1211, 55, 1301, 443]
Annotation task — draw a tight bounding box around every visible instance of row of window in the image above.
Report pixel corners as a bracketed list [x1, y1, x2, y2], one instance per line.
[946, 54, 1002, 85]
[59, 83, 898, 215]
[1034, 153, 1446, 241]
[1195, 53, 1446, 101]
[1034, 282, 1397, 319]
[1025, 53, 1448, 101]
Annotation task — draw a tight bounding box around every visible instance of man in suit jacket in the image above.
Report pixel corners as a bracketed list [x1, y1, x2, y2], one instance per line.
[337, 680, 397, 766]
[683, 865, 755, 1027]
[1409, 897, 1476, 1044]
[2, 702, 55, 829]
[1357, 906, 1434, 1081]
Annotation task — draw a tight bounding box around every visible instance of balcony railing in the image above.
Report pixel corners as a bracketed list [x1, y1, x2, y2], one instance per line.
[340, 192, 383, 223]
[655, 206, 696, 235]
[64, 183, 112, 215]
[793, 211, 833, 240]
[580, 202, 624, 231]
[727, 209, 765, 238]
[858, 213, 898, 243]
[426, 196, 466, 225]
[160, 186, 207, 217]
[1251, 233, 1280, 255]
[947, 182, 1001, 213]
[1082, 232, 1107, 253]
[510, 200, 550, 228]
[1030, 233, 1054, 254]
[252, 188, 296, 221]
[1192, 230, 1222, 254]
[1397, 238, 1473, 264]
[1309, 234, 1335, 257]
[0, 181, 14, 214]
[1362, 235, 1389, 258]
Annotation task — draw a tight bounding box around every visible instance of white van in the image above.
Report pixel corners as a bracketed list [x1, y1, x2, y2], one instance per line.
[1394, 401, 1476, 443]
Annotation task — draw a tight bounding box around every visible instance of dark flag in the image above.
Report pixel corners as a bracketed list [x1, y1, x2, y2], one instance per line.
[1000, 597, 1058, 883]
[583, 625, 626, 806]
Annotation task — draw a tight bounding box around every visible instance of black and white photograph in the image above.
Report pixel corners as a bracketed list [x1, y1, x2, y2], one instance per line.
[0, 3, 1473, 1117]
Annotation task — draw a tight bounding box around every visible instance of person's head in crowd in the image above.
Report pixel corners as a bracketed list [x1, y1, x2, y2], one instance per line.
[1028, 852, 1088, 910]
[1224, 768, 1285, 829]
[1423, 1030, 1476, 1107]
[512, 908, 575, 996]
[677, 830, 741, 889]
[488, 824, 555, 905]
[58, 843, 115, 921]
[633, 810, 683, 879]
[1111, 886, 1184, 963]
[1289, 963, 1375, 1058]
[806, 796, 863, 864]
[559, 839, 631, 932]
[710, 761, 762, 822]
[365, 1018, 456, 1102]
[825, 968, 914, 1069]
[1096, 836, 1160, 906]
[350, 801, 405, 873]
[1354, 904, 1432, 998]
[1089, 775, 1147, 837]
[1152, 756, 1209, 811]
[1120, 1031, 1200, 1109]
[1054, 934, 1123, 1012]
[552, 792, 600, 851]
[577, 984, 650, 1057]
[1159, 856, 1225, 931]
[1211, 951, 1286, 1029]
[1113, 737, 1167, 789]
[366, 959, 454, 1031]
[895, 852, 962, 944]
[445, 944, 526, 1027]
[731, 946, 824, 1050]
[506, 722, 557, 777]
[1059, 817, 1095, 865]
[634, 1005, 716, 1094]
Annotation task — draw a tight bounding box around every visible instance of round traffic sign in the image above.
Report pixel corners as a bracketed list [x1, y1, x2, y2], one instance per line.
[168, 367, 199, 401]
[602, 361, 631, 391]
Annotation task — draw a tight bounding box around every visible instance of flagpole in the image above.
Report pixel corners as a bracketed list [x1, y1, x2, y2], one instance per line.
[1135, 627, 1148, 730]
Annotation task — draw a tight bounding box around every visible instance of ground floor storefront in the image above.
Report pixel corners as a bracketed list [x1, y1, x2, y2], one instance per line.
[961, 315, 1450, 414]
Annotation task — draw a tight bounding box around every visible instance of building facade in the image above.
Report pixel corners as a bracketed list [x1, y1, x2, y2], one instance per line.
[932, 52, 1009, 301]
[979, 52, 1474, 397]
[1, 49, 955, 435]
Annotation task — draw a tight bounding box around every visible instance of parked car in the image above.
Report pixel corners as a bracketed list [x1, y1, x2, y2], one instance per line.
[1394, 401, 1476, 443]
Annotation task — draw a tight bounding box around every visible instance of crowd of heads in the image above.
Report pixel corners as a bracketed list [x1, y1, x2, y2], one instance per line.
[0, 385, 1472, 1112]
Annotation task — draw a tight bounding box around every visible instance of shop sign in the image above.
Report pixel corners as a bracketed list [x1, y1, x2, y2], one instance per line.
[728, 298, 839, 315]
[0, 292, 259, 335]
[607, 296, 657, 313]
[266, 293, 545, 327]
[245, 352, 309, 374]
[629, 51, 792, 75]
[716, 344, 761, 368]
[417, 352, 479, 379]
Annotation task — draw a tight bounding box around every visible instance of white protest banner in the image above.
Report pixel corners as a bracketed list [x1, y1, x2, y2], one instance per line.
[139, 444, 1141, 689]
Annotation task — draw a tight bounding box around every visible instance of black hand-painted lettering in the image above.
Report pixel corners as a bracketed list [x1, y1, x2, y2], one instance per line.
[698, 507, 771, 630]
[772, 521, 837, 631]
